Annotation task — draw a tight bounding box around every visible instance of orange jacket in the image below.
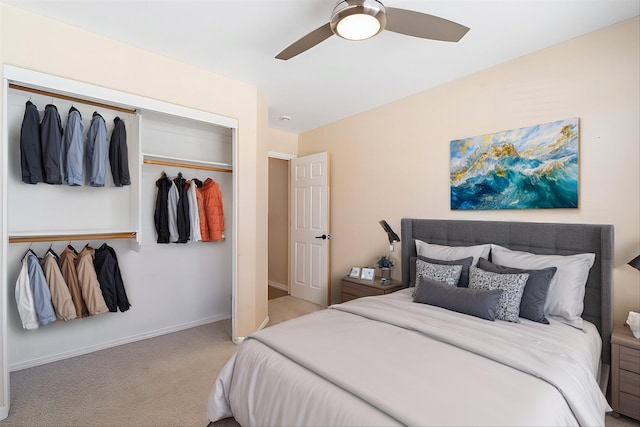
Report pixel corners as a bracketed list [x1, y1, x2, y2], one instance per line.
[197, 178, 225, 242]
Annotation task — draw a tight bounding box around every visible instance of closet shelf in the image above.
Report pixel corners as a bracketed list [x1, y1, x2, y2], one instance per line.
[142, 153, 232, 173]
[8, 231, 137, 244]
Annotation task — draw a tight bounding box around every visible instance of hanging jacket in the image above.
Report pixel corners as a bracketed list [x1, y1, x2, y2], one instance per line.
[174, 174, 190, 243]
[94, 244, 131, 313]
[20, 100, 43, 184]
[76, 246, 109, 316]
[25, 252, 56, 326]
[168, 180, 180, 243]
[15, 255, 39, 330]
[154, 174, 172, 244]
[86, 112, 108, 187]
[62, 106, 84, 186]
[41, 251, 77, 321]
[59, 246, 89, 318]
[40, 104, 64, 185]
[109, 117, 131, 187]
[198, 178, 225, 242]
[186, 180, 202, 242]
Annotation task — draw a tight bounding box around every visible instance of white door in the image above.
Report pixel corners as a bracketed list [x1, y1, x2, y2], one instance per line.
[290, 152, 330, 306]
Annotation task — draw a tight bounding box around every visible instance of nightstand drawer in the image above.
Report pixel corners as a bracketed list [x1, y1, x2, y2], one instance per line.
[343, 282, 383, 298]
[619, 392, 640, 420]
[620, 369, 640, 396]
[620, 346, 640, 374]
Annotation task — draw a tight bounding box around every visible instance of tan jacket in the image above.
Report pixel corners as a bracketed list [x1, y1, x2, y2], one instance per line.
[76, 247, 109, 316]
[41, 252, 77, 321]
[59, 248, 89, 318]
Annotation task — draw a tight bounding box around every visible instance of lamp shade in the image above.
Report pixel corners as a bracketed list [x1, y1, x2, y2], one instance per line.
[629, 254, 640, 271]
[379, 220, 400, 244]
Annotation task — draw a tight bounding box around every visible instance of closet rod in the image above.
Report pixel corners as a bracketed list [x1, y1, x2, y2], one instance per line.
[9, 83, 137, 115]
[8, 232, 137, 244]
[143, 159, 232, 173]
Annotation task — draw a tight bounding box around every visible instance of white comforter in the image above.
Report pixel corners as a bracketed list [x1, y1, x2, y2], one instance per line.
[208, 289, 610, 426]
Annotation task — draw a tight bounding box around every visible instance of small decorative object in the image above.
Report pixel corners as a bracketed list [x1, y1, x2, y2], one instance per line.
[349, 267, 361, 278]
[361, 268, 375, 281]
[450, 117, 579, 210]
[627, 311, 640, 339]
[627, 255, 640, 338]
[377, 255, 394, 279]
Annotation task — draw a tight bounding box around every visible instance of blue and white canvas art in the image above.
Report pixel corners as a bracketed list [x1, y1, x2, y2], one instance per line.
[450, 118, 579, 210]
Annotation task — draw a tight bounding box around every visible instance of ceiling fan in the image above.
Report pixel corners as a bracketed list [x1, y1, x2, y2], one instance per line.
[275, 0, 470, 60]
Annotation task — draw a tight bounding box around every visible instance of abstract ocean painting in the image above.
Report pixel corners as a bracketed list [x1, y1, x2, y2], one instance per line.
[450, 118, 579, 210]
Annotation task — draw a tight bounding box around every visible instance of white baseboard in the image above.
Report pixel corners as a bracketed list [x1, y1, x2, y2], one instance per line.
[9, 313, 231, 372]
[258, 315, 270, 331]
[268, 280, 288, 292]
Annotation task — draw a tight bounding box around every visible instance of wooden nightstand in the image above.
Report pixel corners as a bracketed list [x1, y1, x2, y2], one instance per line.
[611, 324, 640, 420]
[341, 276, 403, 302]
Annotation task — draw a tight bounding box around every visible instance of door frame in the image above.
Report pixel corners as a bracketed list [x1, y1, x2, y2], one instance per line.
[268, 151, 296, 296]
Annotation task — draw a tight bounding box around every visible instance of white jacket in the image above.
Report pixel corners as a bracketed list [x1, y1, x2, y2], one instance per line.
[15, 255, 39, 330]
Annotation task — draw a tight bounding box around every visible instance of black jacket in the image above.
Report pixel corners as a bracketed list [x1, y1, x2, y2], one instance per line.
[20, 101, 43, 184]
[94, 243, 130, 312]
[174, 173, 191, 243]
[154, 174, 172, 243]
[109, 117, 131, 187]
[40, 104, 63, 185]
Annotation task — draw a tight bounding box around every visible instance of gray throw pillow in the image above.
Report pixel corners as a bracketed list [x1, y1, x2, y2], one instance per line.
[477, 258, 556, 324]
[410, 256, 474, 287]
[468, 266, 529, 323]
[413, 276, 503, 321]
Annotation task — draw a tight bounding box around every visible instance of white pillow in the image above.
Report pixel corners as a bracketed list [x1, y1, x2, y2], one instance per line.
[490, 244, 595, 329]
[415, 240, 491, 267]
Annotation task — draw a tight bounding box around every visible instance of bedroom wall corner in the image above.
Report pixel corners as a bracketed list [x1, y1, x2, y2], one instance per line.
[297, 16, 640, 322]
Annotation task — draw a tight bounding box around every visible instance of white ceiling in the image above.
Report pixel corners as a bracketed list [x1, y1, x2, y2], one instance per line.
[4, 0, 639, 134]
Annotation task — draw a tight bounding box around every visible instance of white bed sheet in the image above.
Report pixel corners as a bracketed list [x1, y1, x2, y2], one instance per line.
[208, 289, 609, 426]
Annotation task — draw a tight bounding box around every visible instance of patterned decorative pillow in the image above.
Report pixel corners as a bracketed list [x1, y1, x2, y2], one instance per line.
[414, 259, 463, 296]
[468, 266, 529, 323]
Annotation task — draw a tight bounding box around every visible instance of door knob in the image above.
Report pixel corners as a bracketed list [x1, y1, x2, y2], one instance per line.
[315, 234, 332, 240]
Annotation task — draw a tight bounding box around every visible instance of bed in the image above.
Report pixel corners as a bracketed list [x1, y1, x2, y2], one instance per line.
[208, 219, 614, 426]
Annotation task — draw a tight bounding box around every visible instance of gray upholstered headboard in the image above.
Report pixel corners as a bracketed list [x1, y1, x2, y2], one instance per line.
[401, 218, 614, 365]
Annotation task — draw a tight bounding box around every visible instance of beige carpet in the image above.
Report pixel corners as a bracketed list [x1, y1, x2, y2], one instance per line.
[2, 320, 239, 427]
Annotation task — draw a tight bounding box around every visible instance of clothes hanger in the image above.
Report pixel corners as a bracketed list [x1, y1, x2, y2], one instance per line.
[47, 243, 59, 260]
[25, 243, 37, 258]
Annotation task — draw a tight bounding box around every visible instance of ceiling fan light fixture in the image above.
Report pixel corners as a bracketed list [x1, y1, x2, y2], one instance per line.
[330, 0, 386, 41]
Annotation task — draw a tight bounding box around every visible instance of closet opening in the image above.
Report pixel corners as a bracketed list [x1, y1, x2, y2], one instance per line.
[1, 66, 239, 420]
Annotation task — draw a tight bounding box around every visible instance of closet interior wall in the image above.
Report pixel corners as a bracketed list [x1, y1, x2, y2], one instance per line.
[4, 86, 233, 371]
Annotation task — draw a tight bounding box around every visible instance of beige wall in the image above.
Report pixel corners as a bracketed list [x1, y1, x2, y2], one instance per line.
[267, 127, 299, 156]
[299, 17, 640, 326]
[269, 158, 290, 288]
[0, 0, 268, 376]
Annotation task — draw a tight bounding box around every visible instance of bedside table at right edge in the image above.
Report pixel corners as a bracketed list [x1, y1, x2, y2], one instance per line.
[611, 324, 640, 421]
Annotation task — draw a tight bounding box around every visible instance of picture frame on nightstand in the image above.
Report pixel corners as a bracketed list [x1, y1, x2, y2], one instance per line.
[360, 268, 375, 281]
[348, 267, 361, 278]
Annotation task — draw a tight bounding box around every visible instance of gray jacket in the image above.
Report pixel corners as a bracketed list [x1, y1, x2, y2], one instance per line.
[62, 106, 84, 186]
[86, 112, 108, 187]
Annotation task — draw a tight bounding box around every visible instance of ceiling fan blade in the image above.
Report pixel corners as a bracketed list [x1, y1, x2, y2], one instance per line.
[385, 7, 469, 42]
[276, 23, 334, 60]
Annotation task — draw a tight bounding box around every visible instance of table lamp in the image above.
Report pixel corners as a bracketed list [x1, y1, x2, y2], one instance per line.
[627, 254, 640, 338]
